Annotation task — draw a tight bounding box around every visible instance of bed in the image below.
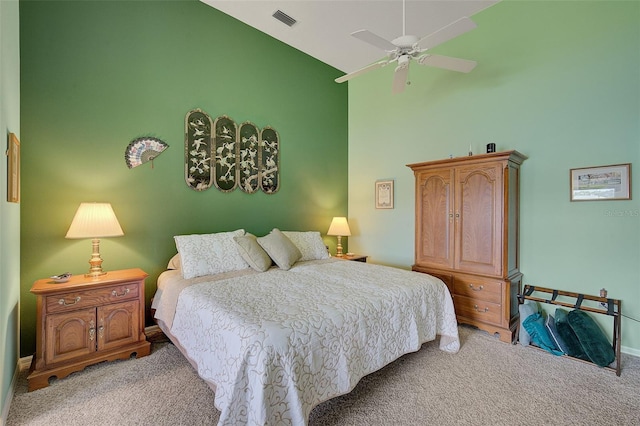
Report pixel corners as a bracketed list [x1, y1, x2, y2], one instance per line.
[151, 229, 459, 426]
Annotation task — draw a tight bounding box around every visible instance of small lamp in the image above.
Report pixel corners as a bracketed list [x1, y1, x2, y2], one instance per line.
[327, 216, 351, 257]
[65, 202, 124, 277]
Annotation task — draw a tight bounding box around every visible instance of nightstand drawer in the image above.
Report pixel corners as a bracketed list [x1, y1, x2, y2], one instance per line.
[46, 283, 139, 314]
[453, 295, 502, 326]
[454, 276, 502, 304]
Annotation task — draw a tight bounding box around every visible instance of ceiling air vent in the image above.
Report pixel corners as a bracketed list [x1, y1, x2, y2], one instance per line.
[272, 10, 297, 27]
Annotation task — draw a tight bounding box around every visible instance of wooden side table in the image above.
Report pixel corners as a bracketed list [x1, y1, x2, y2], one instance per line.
[341, 254, 368, 262]
[27, 268, 151, 391]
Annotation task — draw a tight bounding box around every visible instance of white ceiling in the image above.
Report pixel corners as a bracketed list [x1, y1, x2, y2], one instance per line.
[201, 0, 499, 74]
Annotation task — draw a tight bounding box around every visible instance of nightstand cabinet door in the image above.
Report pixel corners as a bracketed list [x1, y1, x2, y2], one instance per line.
[98, 300, 139, 352]
[45, 308, 96, 365]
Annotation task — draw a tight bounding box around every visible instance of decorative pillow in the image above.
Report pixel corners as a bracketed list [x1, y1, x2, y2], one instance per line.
[234, 233, 272, 272]
[167, 254, 181, 270]
[567, 309, 616, 367]
[522, 313, 563, 356]
[282, 231, 330, 261]
[174, 229, 249, 279]
[518, 301, 539, 346]
[554, 308, 590, 361]
[545, 314, 568, 354]
[257, 228, 302, 270]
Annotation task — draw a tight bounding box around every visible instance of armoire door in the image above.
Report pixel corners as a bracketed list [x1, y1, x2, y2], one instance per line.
[454, 162, 503, 276]
[415, 168, 455, 269]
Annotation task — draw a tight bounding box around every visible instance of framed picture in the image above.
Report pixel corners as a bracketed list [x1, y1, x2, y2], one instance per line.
[570, 163, 631, 201]
[7, 132, 20, 203]
[375, 179, 394, 209]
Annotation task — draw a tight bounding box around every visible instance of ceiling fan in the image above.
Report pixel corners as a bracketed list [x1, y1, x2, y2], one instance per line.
[335, 0, 478, 94]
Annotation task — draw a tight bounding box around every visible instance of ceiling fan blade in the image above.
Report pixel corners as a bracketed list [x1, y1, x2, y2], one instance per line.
[417, 54, 477, 73]
[392, 63, 409, 94]
[351, 29, 397, 52]
[416, 17, 477, 51]
[335, 60, 389, 83]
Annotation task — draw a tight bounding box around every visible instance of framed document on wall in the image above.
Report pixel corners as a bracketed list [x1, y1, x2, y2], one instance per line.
[570, 163, 631, 201]
[375, 179, 394, 209]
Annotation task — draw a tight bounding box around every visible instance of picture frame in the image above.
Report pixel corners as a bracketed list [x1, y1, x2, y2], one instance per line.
[7, 132, 20, 203]
[570, 163, 631, 201]
[375, 179, 394, 209]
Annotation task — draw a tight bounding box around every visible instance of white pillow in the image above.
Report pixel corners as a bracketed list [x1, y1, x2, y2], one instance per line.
[257, 228, 302, 270]
[167, 254, 181, 270]
[174, 229, 249, 279]
[282, 231, 330, 261]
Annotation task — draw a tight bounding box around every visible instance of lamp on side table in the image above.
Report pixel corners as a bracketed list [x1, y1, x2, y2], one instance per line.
[327, 216, 351, 257]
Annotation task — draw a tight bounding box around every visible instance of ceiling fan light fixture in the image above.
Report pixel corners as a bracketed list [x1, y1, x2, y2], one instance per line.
[397, 55, 410, 67]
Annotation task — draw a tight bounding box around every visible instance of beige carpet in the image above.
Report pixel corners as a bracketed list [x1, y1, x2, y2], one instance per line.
[7, 326, 640, 425]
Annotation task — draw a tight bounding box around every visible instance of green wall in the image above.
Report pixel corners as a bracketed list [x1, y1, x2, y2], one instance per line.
[348, 1, 640, 353]
[19, 0, 348, 356]
[1, 0, 21, 419]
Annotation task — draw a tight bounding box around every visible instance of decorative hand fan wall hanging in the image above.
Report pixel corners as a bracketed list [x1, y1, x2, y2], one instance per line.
[125, 137, 169, 169]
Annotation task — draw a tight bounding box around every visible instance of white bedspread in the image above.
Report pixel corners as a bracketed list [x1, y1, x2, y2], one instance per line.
[155, 259, 459, 425]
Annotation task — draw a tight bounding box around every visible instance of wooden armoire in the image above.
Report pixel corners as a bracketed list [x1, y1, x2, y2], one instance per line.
[408, 151, 527, 343]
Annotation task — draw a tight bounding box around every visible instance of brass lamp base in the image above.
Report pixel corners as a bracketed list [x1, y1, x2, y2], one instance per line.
[335, 235, 345, 257]
[85, 238, 107, 278]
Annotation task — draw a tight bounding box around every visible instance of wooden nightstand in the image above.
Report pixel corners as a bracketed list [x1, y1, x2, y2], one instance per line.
[27, 268, 151, 391]
[341, 254, 368, 262]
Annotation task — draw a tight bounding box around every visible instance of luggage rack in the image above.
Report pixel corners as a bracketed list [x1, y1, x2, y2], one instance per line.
[518, 285, 621, 376]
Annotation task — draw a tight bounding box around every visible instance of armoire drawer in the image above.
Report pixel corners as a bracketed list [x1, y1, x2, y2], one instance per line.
[453, 295, 502, 326]
[453, 276, 502, 304]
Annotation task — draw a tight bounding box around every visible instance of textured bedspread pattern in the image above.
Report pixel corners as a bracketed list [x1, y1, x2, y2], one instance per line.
[167, 259, 459, 425]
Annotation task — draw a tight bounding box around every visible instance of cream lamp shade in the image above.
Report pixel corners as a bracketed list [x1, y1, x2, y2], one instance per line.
[66, 203, 124, 277]
[327, 217, 351, 257]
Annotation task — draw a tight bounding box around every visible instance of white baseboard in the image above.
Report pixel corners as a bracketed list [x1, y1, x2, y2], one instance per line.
[145, 324, 161, 335]
[0, 358, 22, 426]
[622, 345, 640, 358]
[18, 356, 32, 372]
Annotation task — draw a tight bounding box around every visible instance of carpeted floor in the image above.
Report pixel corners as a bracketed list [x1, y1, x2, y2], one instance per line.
[7, 326, 640, 425]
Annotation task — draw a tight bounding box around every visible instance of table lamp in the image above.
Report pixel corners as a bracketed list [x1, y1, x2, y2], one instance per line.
[327, 217, 351, 257]
[65, 202, 124, 277]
